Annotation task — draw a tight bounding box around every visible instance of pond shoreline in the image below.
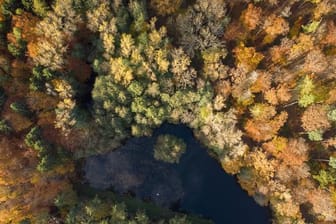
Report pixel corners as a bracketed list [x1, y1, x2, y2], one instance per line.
[82, 123, 272, 224]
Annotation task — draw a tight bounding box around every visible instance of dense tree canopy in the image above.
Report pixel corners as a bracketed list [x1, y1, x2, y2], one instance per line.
[0, 0, 336, 223]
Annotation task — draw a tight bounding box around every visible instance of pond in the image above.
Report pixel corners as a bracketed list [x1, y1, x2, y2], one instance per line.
[84, 123, 272, 224]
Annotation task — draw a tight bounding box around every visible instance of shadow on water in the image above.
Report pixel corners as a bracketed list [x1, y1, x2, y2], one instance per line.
[84, 123, 272, 224]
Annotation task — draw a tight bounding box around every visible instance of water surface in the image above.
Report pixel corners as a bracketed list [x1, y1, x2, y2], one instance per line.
[84, 123, 271, 224]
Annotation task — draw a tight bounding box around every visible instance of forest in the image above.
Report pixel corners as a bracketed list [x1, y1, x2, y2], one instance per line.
[0, 0, 336, 223]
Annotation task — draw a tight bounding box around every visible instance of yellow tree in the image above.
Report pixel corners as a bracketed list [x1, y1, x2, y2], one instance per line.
[233, 44, 264, 72]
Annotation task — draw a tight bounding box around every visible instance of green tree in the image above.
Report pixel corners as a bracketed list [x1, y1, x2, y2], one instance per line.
[129, 0, 147, 33]
[10, 101, 31, 116]
[13, 27, 22, 39]
[24, 126, 66, 172]
[37, 155, 55, 172]
[8, 40, 27, 58]
[154, 134, 186, 163]
[7, 25, 27, 58]
[22, 0, 33, 10]
[328, 109, 336, 122]
[32, 0, 49, 17]
[329, 157, 336, 169]
[302, 20, 321, 34]
[54, 189, 78, 209]
[25, 126, 48, 153]
[297, 76, 316, 107]
[127, 80, 145, 97]
[131, 124, 152, 137]
[169, 215, 192, 224]
[313, 169, 336, 188]
[0, 120, 12, 134]
[134, 211, 149, 224]
[1, 0, 21, 16]
[307, 130, 323, 141]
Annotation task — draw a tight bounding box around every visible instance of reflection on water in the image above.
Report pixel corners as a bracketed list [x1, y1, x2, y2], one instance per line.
[85, 137, 184, 206]
[84, 123, 271, 224]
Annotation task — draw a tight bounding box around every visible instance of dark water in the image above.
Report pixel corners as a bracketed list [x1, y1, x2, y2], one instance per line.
[84, 123, 271, 224]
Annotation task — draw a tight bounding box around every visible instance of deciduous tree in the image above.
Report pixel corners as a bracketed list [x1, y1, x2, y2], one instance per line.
[154, 134, 186, 163]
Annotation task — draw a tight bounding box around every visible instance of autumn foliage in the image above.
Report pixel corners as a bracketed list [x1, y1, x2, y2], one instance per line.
[1, 0, 336, 223]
